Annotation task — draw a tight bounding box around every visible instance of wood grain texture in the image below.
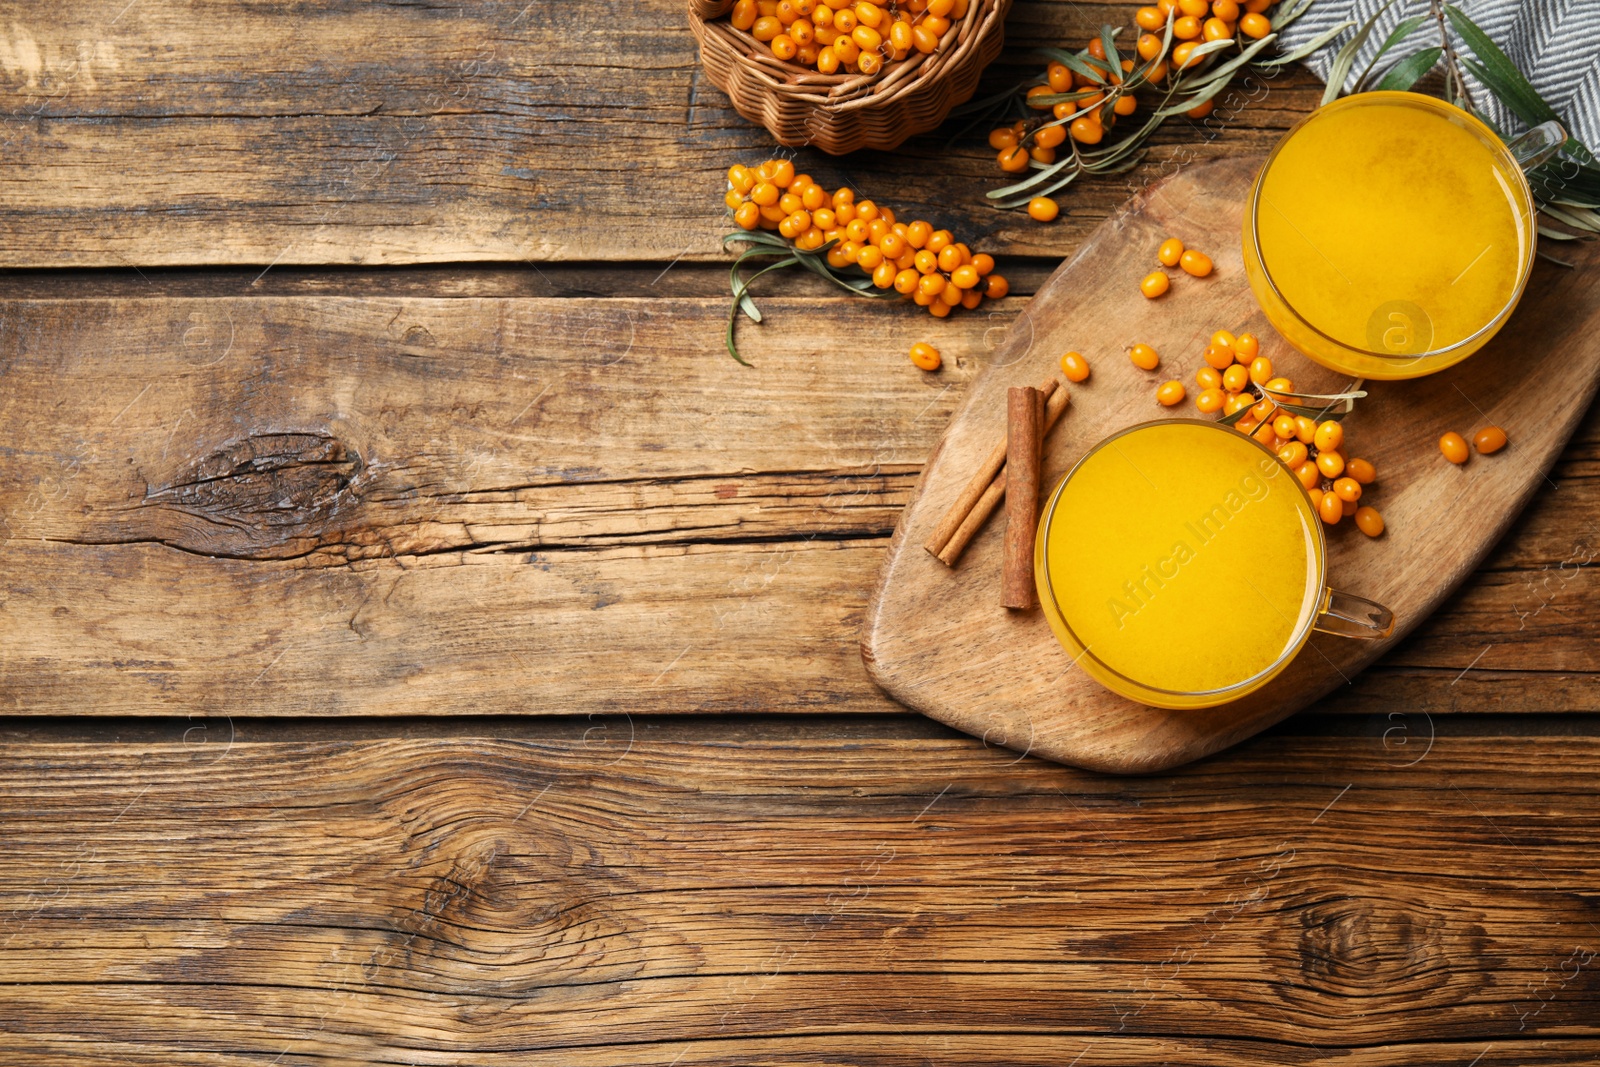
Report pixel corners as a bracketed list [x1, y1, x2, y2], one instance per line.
[0, 0, 1324, 267]
[1, 292, 1598, 717]
[864, 155, 1600, 772]
[2, 730, 1599, 1062]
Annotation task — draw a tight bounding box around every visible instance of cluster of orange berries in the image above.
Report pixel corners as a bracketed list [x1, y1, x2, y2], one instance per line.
[1164, 329, 1380, 535]
[1137, 0, 1277, 63]
[730, 0, 966, 76]
[1141, 236, 1212, 296]
[1440, 426, 1508, 464]
[725, 159, 1009, 319]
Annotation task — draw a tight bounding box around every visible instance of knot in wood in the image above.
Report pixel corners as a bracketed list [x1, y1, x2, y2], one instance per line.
[147, 431, 361, 558]
[1295, 894, 1449, 997]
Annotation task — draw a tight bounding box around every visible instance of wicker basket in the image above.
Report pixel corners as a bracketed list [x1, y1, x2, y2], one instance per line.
[688, 0, 1012, 155]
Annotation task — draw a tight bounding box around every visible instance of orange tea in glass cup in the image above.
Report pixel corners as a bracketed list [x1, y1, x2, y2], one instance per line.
[1034, 420, 1394, 710]
[1243, 91, 1564, 379]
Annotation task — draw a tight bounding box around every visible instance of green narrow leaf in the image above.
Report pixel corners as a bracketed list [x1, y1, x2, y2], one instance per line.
[1256, 20, 1355, 66]
[1270, 0, 1317, 31]
[1321, 0, 1395, 105]
[1536, 224, 1583, 241]
[1100, 24, 1120, 71]
[1355, 13, 1428, 87]
[1373, 46, 1442, 92]
[1444, 5, 1558, 127]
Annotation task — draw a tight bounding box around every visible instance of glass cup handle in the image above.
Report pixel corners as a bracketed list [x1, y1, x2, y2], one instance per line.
[1506, 119, 1566, 172]
[1313, 588, 1396, 640]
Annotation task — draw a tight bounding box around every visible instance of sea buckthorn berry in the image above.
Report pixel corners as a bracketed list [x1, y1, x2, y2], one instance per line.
[909, 342, 941, 371]
[937, 245, 963, 272]
[961, 288, 983, 310]
[1047, 62, 1073, 92]
[1070, 116, 1104, 144]
[1224, 392, 1252, 416]
[1157, 380, 1186, 406]
[970, 253, 994, 276]
[844, 218, 869, 242]
[928, 299, 952, 318]
[1202, 17, 1233, 41]
[816, 46, 840, 72]
[770, 159, 796, 187]
[871, 260, 897, 288]
[1240, 12, 1271, 38]
[1272, 414, 1297, 440]
[1158, 237, 1184, 266]
[1177, 0, 1208, 15]
[1474, 426, 1508, 454]
[1147, 58, 1169, 82]
[833, 7, 857, 30]
[1295, 460, 1320, 490]
[905, 220, 931, 248]
[837, 239, 862, 263]
[1197, 366, 1223, 390]
[1172, 40, 1200, 68]
[1307, 485, 1323, 509]
[1196, 387, 1226, 413]
[1204, 344, 1235, 371]
[926, 230, 953, 253]
[1114, 94, 1138, 116]
[1222, 364, 1249, 393]
[779, 191, 804, 215]
[734, 201, 761, 230]
[1061, 351, 1091, 382]
[1250, 397, 1276, 422]
[917, 271, 945, 298]
[856, 244, 884, 270]
[1188, 99, 1216, 119]
[1135, 4, 1167, 30]
[750, 181, 781, 206]
[1312, 420, 1342, 453]
[1210, 329, 1235, 350]
[1333, 477, 1362, 503]
[984, 274, 1010, 299]
[1278, 440, 1308, 468]
[893, 269, 919, 294]
[1137, 32, 1163, 60]
[1440, 431, 1469, 464]
[856, 49, 882, 73]
[1087, 35, 1107, 59]
[912, 24, 940, 52]
[1346, 457, 1376, 484]
[733, 0, 759, 29]
[753, 15, 784, 40]
[725, 189, 746, 211]
[878, 232, 906, 259]
[1294, 415, 1317, 444]
[770, 32, 800, 59]
[1033, 145, 1058, 166]
[1231, 332, 1259, 360]
[797, 227, 825, 250]
[1264, 377, 1294, 400]
[950, 264, 980, 289]
[1341, 496, 1358, 517]
[1173, 15, 1202, 38]
[1035, 124, 1067, 149]
[1244, 0, 1271, 9]
[1318, 489, 1344, 525]
[914, 249, 938, 275]
[1179, 248, 1213, 276]
[1053, 100, 1079, 120]
[1024, 198, 1062, 223]
[728, 164, 756, 193]
[791, 21, 815, 45]
[1316, 449, 1345, 479]
[1252, 421, 1277, 447]
[1354, 506, 1385, 537]
[1213, 0, 1240, 18]
[1129, 343, 1160, 370]
[1247, 355, 1273, 385]
[1140, 271, 1170, 299]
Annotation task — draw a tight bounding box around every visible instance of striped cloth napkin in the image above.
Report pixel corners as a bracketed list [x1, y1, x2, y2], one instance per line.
[1275, 0, 1599, 153]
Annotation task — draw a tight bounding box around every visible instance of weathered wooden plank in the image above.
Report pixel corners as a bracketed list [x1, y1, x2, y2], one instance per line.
[1, 732, 1598, 1061]
[1, 295, 1597, 716]
[0, 0, 1324, 267]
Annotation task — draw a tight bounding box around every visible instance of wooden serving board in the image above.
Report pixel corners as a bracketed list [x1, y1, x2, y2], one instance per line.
[863, 154, 1600, 774]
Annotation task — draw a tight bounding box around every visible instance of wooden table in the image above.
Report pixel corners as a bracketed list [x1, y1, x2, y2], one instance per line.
[3, 2, 1598, 1061]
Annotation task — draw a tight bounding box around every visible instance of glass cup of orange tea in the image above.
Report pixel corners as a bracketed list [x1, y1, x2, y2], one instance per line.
[1243, 91, 1566, 380]
[1034, 420, 1395, 710]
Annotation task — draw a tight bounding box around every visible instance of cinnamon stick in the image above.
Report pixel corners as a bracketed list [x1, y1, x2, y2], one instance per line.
[923, 378, 1059, 559]
[934, 384, 1070, 567]
[1002, 386, 1043, 611]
